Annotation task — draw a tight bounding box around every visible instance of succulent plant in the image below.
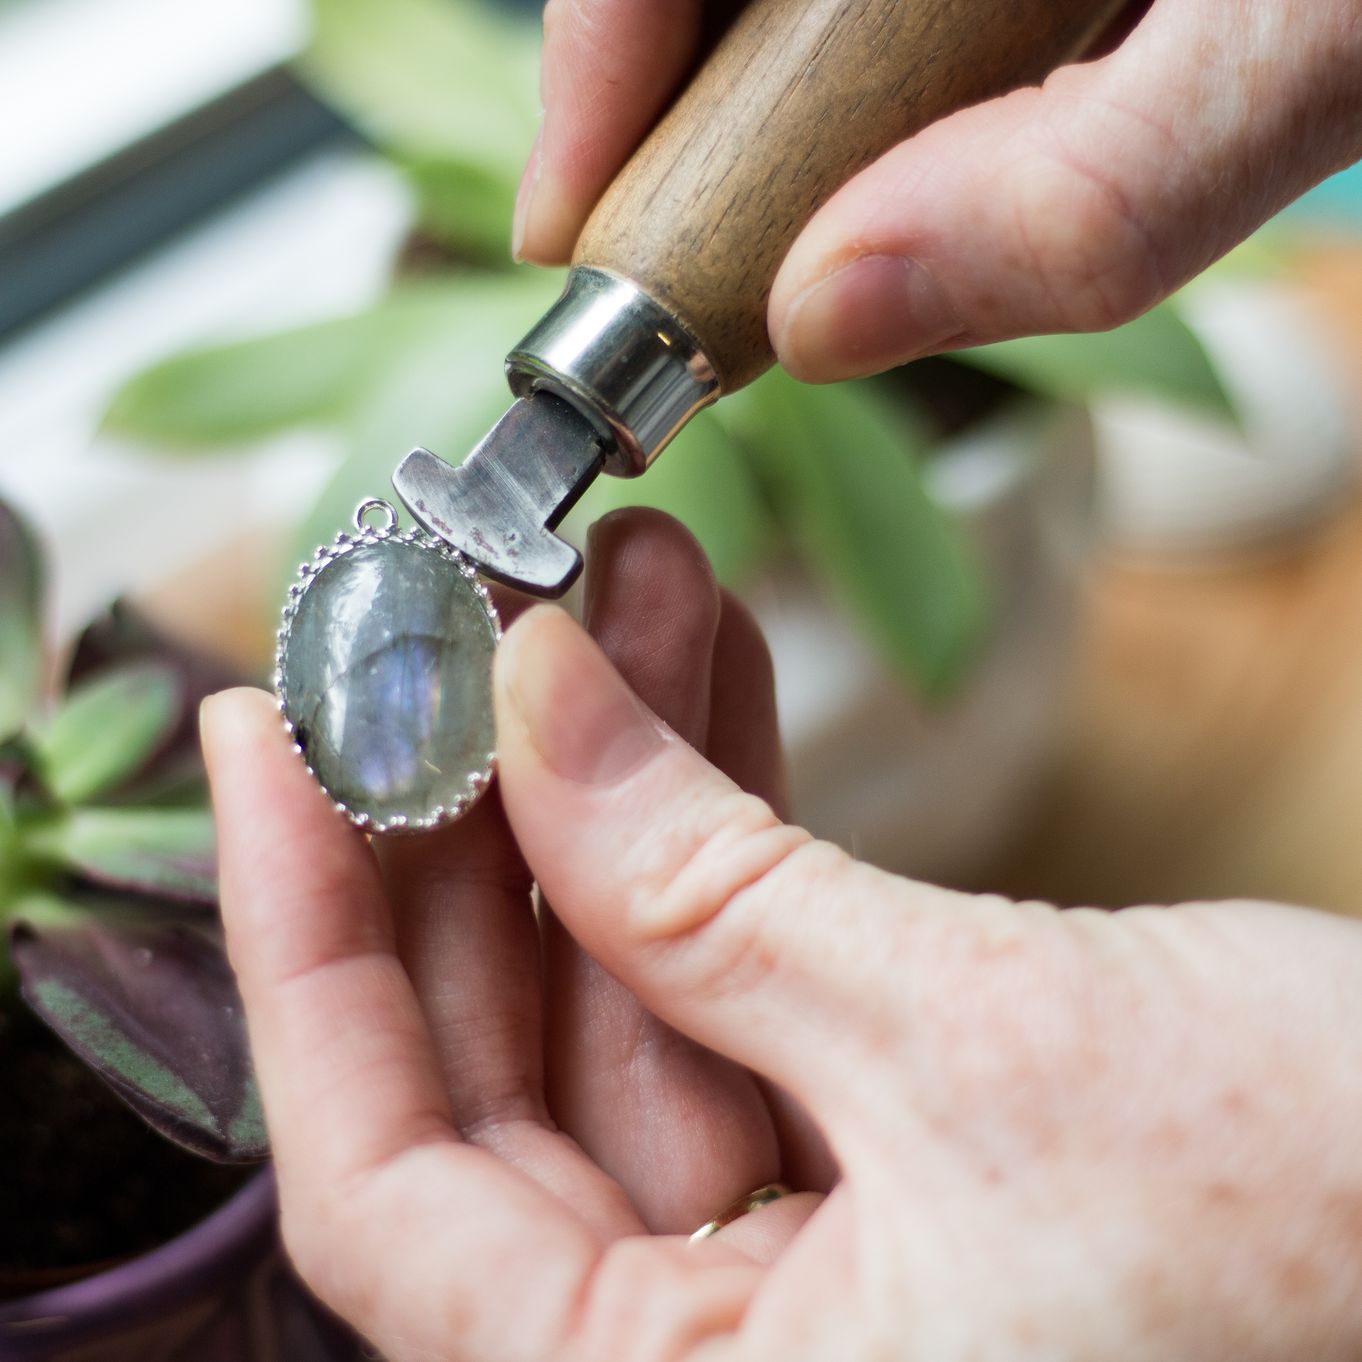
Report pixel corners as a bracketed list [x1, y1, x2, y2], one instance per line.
[0, 500, 265, 1163]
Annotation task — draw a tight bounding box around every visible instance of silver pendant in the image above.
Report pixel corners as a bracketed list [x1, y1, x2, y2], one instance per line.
[274, 499, 500, 833]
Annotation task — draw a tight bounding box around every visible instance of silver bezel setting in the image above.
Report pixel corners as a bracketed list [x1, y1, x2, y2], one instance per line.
[274, 499, 502, 835]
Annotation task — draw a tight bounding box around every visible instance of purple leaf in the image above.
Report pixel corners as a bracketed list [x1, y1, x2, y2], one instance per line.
[0, 501, 45, 741]
[66, 601, 242, 802]
[11, 898, 267, 1161]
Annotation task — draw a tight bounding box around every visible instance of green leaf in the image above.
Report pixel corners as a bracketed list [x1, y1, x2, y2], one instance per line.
[399, 155, 519, 264]
[0, 501, 45, 741]
[565, 408, 777, 588]
[26, 807, 216, 903]
[64, 599, 237, 806]
[32, 663, 181, 805]
[720, 371, 988, 698]
[954, 302, 1235, 418]
[304, 0, 539, 168]
[104, 272, 562, 459]
[302, 0, 539, 250]
[103, 315, 381, 447]
[102, 285, 473, 449]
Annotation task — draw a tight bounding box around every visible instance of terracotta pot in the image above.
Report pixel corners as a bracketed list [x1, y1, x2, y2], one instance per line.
[0, 1173, 362, 1362]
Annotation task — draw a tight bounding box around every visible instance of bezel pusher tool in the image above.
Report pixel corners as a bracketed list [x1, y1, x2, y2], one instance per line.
[391, 0, 1125, 598]
[392, 267, 718, 598]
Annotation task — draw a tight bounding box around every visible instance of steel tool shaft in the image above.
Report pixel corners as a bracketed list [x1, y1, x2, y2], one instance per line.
[394, 267, 714, 595]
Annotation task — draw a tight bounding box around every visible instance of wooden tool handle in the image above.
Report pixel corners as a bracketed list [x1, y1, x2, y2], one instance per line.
[575, 0, 1124, 392]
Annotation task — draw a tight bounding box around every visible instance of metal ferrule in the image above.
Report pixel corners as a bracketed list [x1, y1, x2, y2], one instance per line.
[506, 266, 719, 478]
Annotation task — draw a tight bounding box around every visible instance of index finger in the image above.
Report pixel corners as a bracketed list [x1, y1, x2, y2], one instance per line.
[516, 0, 705, 263]
[202, 687, 455, 1191]
[202, 689, 607, 1360]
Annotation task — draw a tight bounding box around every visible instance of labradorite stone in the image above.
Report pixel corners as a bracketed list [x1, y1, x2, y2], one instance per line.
[280, 539, 497, 827]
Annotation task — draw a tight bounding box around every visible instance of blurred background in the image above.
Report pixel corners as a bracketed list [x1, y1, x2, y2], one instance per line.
[2, 0, 1362, 1352]
[2, 0, 1362, 910]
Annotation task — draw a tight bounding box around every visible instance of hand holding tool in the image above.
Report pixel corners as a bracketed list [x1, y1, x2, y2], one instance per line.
[395, 0, 1125, 596]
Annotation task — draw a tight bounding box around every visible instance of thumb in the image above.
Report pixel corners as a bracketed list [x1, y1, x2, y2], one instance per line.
[493, 605, 962, 1103]
[770, 1, 1362, 381]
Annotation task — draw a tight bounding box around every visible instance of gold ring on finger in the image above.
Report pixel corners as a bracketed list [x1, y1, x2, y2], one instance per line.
[689, 1183, 792, 1243]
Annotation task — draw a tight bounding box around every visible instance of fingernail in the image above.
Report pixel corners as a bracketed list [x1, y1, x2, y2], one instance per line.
[199, 687, 272, 739]
[499, 605, 666, 785]
[582, 516, 607, 630]
[581, 511, 629, 632]
[779, 254, 965, 381]
[511, 126, 543, 262]
[198, 689, 235, 746]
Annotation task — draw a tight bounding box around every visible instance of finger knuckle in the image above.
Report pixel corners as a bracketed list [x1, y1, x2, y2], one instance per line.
[279, 1195, 362, 1318]
[642, 793, 828, 995]
[564, 1239, 677, 1361]
[566, 1238, 754, 1362]
[1009, 114, 1171, 333]
[642, 790, 785, 933]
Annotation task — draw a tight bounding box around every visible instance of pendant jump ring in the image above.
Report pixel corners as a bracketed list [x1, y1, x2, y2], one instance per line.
[354, 498, 398, 534]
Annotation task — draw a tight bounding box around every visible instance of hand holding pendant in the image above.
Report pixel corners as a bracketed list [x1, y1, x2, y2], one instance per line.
[207, 508, 1362, 1362]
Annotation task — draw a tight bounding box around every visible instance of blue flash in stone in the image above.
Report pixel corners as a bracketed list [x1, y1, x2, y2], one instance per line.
[275, 500, 500, 832]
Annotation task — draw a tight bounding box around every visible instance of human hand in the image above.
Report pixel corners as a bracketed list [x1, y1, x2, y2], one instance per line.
[206, 509, 1362, 1360]
[515, 0, 1362, 381]
[204, 509, 830, 1356]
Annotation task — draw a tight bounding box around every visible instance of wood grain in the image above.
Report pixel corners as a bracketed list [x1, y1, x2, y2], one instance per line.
[576, 0, 1125, 391]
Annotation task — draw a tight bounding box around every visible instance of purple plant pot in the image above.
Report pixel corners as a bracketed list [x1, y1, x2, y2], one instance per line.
[0, 1172, 366, 1362]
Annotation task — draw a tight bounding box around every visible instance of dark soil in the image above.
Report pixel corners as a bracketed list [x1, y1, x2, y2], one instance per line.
[0, 1003, 251, 1294]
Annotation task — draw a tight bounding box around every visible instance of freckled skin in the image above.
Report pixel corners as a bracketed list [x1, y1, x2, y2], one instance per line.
[210, 513, 1362, 1361]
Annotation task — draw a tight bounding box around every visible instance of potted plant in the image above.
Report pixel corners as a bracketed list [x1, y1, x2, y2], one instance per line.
[99, 0, 1246, 883]
[0, 502, 362, 1360]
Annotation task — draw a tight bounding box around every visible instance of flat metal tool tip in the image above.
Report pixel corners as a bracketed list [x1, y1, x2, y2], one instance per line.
[392, 392, 604, 598]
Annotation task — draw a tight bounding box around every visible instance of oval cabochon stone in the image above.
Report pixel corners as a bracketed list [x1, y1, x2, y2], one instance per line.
[280, 538, 497, 827]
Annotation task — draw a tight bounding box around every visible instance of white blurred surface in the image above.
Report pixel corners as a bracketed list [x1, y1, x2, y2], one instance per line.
[1096, 281, 1356, 557]
[0, 150, 411, 640]
[0, 0, 305, 215]
[758, 403, 1095, 880]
